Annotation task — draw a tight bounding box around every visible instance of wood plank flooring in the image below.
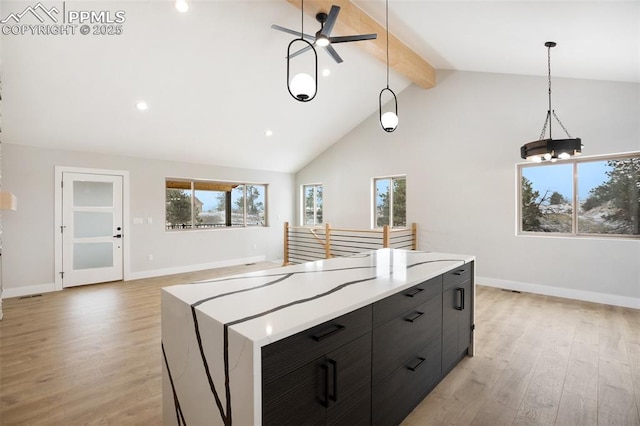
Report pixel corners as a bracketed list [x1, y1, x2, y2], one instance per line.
[1, 266, 639, 425]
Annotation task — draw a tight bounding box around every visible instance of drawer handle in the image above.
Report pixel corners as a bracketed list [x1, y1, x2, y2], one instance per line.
[404, 311, 424, 323]
[407, 357, 426, 372]
[404, 288, 424, 298]
[453, 269, 467, 276]
[312, 324, 345, 342]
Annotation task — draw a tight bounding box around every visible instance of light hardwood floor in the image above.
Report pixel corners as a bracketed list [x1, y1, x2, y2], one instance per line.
[1, 265, 639, 425]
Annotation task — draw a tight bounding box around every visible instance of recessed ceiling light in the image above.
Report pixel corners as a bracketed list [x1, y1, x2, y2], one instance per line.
[135, 101, 148, 111]
[322, 68, 331, 77]
[175, 0, 189, 13]
[265, 130, 273, 137]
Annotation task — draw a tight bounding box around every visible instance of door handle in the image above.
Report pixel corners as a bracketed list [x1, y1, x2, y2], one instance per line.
[113, 234, 122, 238]
[328, 359, 337, 402]
[455, 288, 464, 310]
[320, 364, 329, 408]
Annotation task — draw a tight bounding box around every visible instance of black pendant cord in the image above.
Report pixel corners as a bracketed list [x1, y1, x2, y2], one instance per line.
[385, 0, 390, 89]
[547, 42, 553, 140]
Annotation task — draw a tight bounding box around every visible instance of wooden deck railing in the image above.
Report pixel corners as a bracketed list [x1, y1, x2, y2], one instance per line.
[283, 222, 417, 265]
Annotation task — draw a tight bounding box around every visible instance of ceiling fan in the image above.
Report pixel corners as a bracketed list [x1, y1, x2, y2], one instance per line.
[271, 5, 377, 64]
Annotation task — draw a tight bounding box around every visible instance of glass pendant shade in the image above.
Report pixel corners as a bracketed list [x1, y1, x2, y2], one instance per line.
[290, 73, 316, 101]
[381, 111, 398, 132]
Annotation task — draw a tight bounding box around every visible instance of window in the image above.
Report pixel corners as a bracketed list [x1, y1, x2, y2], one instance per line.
[166, 179, 267, 230]
[302, 184, 323, 226]
[519, 153, 639, 237]
[374, 176, 406, 228]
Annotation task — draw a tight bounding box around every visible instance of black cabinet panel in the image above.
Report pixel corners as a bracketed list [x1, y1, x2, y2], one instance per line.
[263, 333, 372, 426]
[262, 357, 326, 426]
[372, 339, 442, 426]
[326, 333, 372, 426]
[442, 279, 471, 374]
[373, 276, 442, 327]
[262, 305, 372, 385]
[372, 295, 442, 385]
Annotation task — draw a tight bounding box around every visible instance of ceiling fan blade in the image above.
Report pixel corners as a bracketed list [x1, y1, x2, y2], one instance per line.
[324, 44, 343, 64]
[271, 24, 314, 41]
[320, 5, 340, 37]
[329, 34, 378, 44]
[287, 44, 314, 60]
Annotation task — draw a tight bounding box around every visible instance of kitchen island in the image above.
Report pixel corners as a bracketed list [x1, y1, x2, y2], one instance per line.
[162, 249, 475, 425]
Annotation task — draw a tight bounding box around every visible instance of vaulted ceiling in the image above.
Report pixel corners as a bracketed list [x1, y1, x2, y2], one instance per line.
[2, 1, 638, 173]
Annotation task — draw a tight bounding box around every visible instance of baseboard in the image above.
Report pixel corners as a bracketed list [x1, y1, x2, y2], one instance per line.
[477, 276, 640, 310]
[3, 282, 57, 299]
[128, 255, 268, 281]
[1, 256, 268, 299]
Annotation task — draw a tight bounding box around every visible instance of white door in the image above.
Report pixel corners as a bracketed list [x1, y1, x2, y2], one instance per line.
[62, 172, 124, 287]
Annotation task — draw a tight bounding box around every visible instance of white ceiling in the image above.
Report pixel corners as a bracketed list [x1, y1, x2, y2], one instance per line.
[2, 1, 638, 173]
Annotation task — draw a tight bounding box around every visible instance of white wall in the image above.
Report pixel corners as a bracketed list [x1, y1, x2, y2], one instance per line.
[2, 143, 294, 296]
[296, 70, 640, 308]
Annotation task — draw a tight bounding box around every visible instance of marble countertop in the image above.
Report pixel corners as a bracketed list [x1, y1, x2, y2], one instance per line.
[162, 249, 474, 347]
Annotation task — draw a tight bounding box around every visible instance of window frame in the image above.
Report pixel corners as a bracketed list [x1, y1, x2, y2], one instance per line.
[301, 183, 323, 227]
[165, 178, 268, 231]
[517, 151, 640, 239]
[373, 175, 407, 229]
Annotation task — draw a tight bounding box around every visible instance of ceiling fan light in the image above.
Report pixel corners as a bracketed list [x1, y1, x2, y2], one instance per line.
[316, 34, 330, 47]
[290, 73, 316, 101]
[381, 111, 399, 132]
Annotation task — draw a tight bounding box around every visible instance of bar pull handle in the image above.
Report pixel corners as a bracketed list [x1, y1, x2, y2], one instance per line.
[407, 357, 426, 372]
[455, 288, 464, 310]
[320, 364, 329, 407]
[404, 311, 424, 323]
[328, 359, 337, 402]
[453, 269, 466, 276]
[404, 288, 424, 298]
[312, 324, 345, 342]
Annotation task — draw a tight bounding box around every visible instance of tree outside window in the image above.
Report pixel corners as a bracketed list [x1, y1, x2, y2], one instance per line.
[519, 154, 639, 237]
[375, 176, 406, 228]
[302, 184, 323, 226]
[166, 180, 267, 230]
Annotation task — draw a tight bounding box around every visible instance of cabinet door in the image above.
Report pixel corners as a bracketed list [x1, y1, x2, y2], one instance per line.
[458, 280, 472, 356]
[263, 333, 371, 426]
[442, 280, 471, 374]
[442, 286, 460, 374]
[262, 358, 326, 426]
[326, 333, 372, 426]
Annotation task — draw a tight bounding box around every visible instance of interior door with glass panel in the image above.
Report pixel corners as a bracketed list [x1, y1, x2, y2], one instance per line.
[62, 172, 123, 287]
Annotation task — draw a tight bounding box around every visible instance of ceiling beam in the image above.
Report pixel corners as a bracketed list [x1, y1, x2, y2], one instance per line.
[285, 0, 436, 89]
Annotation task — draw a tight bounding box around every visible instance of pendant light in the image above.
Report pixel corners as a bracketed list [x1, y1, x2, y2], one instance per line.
[287, 0, 318, 102]
[520, 41, 582, 162]
[379, 0, 398, 132]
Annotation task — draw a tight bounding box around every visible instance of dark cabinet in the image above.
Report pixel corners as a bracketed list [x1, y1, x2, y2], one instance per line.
[442, 264, 473, 374]
[262, 307, 372, 426]
[262, 262, 474, 426]
[372, 288, 442, 426]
